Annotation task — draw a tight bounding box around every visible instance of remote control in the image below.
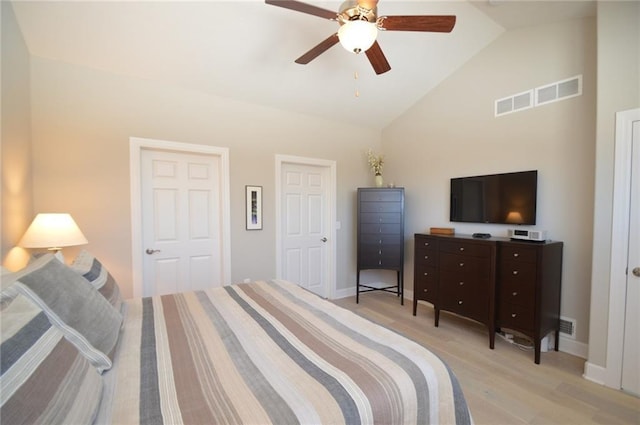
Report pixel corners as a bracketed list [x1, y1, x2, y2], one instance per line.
[472, 233, 492, 239]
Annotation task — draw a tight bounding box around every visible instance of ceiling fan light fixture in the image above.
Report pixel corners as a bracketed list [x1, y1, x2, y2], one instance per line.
[337, 20, 377, 54]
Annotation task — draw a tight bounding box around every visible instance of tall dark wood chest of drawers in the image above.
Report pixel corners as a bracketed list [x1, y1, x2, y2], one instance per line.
[497, 240, 563, 364]
[356, 188, 405, 304]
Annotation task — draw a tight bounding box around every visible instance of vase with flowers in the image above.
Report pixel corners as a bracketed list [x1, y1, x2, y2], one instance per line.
[366, 149, 384, 187]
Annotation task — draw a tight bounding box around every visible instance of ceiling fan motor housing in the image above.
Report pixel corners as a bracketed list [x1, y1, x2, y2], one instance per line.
[338, 0, 377, 25]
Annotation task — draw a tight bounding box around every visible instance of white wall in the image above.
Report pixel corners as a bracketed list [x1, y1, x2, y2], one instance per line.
[28, 57, 381, 298]
[1, 0, 33, 270]
[587, 1, 640, 372]
[382, 17, 596, 352]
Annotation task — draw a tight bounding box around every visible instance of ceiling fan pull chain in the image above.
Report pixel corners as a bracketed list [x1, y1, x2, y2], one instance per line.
[354, 71, 360, 98]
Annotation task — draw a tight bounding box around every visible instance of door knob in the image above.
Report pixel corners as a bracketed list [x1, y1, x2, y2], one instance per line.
[633, 267, 640, 277]
[145, 249, 161, 255]
[321, 237, 328, 242]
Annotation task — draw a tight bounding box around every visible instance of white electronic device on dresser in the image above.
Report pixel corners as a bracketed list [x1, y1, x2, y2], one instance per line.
[508, 228, 547, 242]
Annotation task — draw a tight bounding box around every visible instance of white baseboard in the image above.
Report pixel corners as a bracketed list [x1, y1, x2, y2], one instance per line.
[333, 286, 356, 299]
[559, 336, 588, 359]
[583, 362, 607, 385]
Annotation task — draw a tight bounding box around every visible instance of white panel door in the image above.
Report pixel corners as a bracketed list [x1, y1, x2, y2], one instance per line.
[622, 119, 640, 396]
[141, 149, 222, 296]
[281, 162, 329, 297]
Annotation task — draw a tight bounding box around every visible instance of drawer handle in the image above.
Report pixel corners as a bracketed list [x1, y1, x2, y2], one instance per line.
[459, 247, 465, 251]
[513, 253, 519, 258]
[378, 260, 382, 265]
[459, 262, 465, 267]
[512, 291, 518, 296]
[458, 300, 463, 305]
[512, 270, 519, 275]
[378, 250, 382, 255]
[423, 289, 428, 293]
[459, 281, 464, 286]
[424, 242, 430, 246]
[379, 218, 382, 223]
[424, 255, 429, 260]
[511, 313, 517, 318]
[379, 240, 382, 244]
[423, 272, 428, 276]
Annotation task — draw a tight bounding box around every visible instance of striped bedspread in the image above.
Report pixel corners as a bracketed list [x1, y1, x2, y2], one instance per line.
[101, 280, 472, 424]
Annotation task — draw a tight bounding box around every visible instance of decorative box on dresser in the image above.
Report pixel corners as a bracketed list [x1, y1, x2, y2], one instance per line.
[413, 234, 497, 349]
[356, 188, 405, 304]
[413, 233, 564, 363]
[497, 240, 563, 364]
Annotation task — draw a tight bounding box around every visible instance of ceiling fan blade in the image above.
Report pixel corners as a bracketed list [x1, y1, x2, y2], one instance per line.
[379, 15, 456, 32]
[295, 33, 340, 64]
[265, 0, 337, 20]
[365, 41, 391, 75]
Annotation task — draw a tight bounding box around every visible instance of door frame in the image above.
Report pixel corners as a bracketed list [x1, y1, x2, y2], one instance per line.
[275, 155, 337, 299]
[605, 108, 640, 389]
[129, 137, 231, 298]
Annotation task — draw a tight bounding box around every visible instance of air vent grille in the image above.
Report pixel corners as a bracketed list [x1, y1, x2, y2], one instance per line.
[495, 90, 532, 117]
[559, 316, 576, 339]
[495, 75, 582, 117]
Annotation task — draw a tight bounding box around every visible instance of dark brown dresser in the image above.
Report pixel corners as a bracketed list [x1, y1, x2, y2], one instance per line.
[413, 233, 563, 363]
[356, 188, 404, 304]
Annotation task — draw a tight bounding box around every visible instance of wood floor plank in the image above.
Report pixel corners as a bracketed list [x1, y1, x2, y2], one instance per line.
[334, 292, 640, 425]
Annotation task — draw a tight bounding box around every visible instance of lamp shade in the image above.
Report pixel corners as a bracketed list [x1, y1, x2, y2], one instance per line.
[19, 213, 88, 250]
[505, 211, 524, 224]
[338, 20, 378, 54]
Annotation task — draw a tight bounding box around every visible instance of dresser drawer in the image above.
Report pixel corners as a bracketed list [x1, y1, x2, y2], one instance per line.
[415, 236, 437, 251]
[414, 247, 438, 267]
[498, 303, 534, 332]
[500, 261, 537, 285]
[360, 202, 402, 213]
[440, 241, 491, 258]
[440, 252, 491, 277]
[360, 212, 402, 224]
[499, 280, 535, 308]
[440, 274, 488, 297]
[414, 265, 437, 303]
[360, 223, 402, 235]
[359, 244, 401, 268]
[359, 190, 403, 202]
[440, 283, 489, 323]
[361, 234, 402, 245]
[500, 245, 537, 263]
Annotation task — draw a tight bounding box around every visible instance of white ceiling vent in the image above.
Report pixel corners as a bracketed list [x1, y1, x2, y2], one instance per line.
[495, 90, 533, 117]
[535, 75, 582, 106]
[495, 75, 582, 118]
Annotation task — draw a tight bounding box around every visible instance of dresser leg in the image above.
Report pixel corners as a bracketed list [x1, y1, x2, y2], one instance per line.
[398, 270, 404, 306]
[435, 309, 440, 327]
[356, 270, 360, 304]
[534, 340, 541, 364]
[554, 330, 560, 352]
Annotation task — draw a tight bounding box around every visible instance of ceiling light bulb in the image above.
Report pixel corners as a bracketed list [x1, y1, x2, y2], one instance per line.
[338, 20, 377, 54]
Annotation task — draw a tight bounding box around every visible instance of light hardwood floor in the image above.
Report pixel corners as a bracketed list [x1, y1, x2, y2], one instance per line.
[333, 292, 640, 425]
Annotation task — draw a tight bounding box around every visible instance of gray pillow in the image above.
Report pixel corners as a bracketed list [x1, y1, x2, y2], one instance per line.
[14, 254, 122, 373]
[0, 292, 104, 424]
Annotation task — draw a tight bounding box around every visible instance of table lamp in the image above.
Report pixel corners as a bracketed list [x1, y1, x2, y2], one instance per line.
[19, 213, 88, 262]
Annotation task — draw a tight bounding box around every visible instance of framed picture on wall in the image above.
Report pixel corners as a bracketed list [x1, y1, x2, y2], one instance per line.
[246, 185, 263, 230]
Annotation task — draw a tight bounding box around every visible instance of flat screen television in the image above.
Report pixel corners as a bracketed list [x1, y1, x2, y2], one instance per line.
[449, 170, 537, 225]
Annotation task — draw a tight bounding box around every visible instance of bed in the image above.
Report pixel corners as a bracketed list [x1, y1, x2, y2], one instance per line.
[1, 253, 472, 425]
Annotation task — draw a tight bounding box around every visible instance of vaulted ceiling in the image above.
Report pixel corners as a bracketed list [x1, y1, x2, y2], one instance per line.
[10, 1, 595, 130]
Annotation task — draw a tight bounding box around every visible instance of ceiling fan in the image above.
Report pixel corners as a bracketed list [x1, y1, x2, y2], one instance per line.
[265, 0, 456, 75]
